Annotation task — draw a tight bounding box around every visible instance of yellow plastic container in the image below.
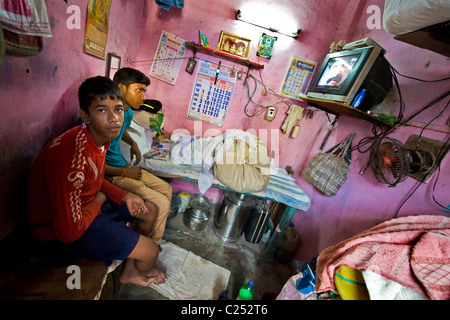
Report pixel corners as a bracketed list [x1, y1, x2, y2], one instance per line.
[178, 191, 191, 213]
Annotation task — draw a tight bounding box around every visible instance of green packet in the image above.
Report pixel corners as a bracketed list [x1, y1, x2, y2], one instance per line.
[149, 113, 164, 136]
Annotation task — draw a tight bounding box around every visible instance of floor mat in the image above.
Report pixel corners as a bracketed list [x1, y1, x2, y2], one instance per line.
[149, 240, 231, 300]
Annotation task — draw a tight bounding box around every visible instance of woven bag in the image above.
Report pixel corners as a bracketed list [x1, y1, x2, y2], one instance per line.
[303, 133, 355, 197]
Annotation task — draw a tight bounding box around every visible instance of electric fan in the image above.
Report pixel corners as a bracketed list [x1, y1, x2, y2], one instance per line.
[370, 137, 411, 187]
[370, 136, 439, 187]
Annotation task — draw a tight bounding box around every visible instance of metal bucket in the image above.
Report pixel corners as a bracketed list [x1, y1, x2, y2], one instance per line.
[213, 192, 256, 243]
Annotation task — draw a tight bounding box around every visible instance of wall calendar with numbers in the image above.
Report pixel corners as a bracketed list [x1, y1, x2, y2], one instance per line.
[150, 30, 186, 85]
[279, 55, 316, 100]
[187, 59, 236, 127]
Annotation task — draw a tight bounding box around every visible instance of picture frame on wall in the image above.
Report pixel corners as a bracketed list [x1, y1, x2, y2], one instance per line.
[216, 31, 251, 59]
[185, 58, 197, 74]
[257, 33, 277, 59]
[106, 52, 121, 79]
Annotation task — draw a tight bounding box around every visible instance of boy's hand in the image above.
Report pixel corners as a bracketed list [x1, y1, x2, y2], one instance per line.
[129, 143, 142, 164]
[125, 167, 142, 180]
[123, 192, 149, 217]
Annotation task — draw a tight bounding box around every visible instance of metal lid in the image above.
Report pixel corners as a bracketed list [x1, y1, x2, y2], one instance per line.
[226, 192, 256, 207]
[189, 194, 211, 213]
[185, 207, 210, 221]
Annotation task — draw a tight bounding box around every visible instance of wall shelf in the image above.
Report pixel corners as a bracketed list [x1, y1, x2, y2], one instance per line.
[185, 41, 264, 70]
[299, 96, 393, 128]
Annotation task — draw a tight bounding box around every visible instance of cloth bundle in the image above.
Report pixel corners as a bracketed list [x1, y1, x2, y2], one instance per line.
[171, 129, 270, 193]
[213, 134, 270, 193]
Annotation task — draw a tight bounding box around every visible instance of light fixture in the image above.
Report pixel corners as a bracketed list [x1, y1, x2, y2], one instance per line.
[236, 9, 301, 38]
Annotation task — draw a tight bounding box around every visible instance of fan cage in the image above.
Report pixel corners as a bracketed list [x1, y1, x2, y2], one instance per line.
[370, 137, 410, 187]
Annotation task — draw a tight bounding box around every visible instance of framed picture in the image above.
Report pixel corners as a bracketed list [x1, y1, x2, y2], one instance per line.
[257, 33, 277, 59]
[185, 57, 197, 74]
[106, 52, 121, 79]
[216, 31, 251, 59]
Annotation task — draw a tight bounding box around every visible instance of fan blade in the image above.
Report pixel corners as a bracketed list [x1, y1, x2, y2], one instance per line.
[380, 142, 399, 167]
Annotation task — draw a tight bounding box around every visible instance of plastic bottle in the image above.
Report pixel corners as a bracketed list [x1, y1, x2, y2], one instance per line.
[274, 222, 301, 264]
[351, 88, 366, 108]
[236, 281, 254, 300]
[261, 229, 271, 243]
[178, 191, 191, 213]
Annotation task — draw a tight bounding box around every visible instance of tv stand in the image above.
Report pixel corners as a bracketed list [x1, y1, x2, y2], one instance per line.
[300, 96, 393, 128]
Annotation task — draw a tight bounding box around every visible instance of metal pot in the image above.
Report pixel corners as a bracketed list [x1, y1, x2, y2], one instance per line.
[168, 194, 181, 220]
[213, 192, 256, 243]
[183, 194, 211, 231]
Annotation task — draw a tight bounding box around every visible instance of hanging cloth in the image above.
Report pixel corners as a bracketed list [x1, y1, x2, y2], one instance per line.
[155, 0, 184, 11]
[0, 0, 52, 37]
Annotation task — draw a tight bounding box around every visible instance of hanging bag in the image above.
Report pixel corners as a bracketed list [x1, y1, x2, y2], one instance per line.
[303, 133, 355, 197]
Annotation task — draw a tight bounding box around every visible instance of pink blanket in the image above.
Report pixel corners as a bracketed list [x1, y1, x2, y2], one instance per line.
[315, 215, 450, 300]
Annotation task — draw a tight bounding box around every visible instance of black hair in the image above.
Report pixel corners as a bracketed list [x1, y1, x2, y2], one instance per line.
[78, 76, 124, 114]
[113, 67, 150, 87]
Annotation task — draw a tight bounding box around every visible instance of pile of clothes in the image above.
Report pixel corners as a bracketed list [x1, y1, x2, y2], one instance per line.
[277, 215, 450, 300]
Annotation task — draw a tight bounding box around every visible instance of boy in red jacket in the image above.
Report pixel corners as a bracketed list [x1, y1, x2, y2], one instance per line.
[27, 76, 166, 286]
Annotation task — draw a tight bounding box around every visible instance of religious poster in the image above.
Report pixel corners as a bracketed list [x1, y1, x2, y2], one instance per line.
[280, 55, 316, 100]
[83, 0, 112, 59]
[187, 59, 236, 127]
[257, 33, 277, 59]
[150, 30, 186, 85]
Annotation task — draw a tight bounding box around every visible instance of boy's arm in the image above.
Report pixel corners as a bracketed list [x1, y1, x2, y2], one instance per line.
[101, 178, 148, 217]
[47, 157, 103, 243]
[100, 178, 129, 204]
[122, 128, 141, 164]
[105, 164, 142, 180]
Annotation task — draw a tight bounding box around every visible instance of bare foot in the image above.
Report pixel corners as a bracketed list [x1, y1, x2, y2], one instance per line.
[143, 266, 167, 285]
[119, 258, 166, 287]
[120, 268, 155, 287]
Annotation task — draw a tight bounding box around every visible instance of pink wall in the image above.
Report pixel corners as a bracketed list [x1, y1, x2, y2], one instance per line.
[1, 0, 449, 263]
[132, 0, 450, 261]
[0, 0, 146, 239]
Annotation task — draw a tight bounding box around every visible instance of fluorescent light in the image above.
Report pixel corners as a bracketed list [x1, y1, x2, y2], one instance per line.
[236, 9, 301, 38]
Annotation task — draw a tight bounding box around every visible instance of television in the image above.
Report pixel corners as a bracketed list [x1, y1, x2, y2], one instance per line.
[306, 42, 392, 111]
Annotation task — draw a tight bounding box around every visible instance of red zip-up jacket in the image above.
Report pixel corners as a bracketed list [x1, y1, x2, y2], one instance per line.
[28, 124, 129, 243]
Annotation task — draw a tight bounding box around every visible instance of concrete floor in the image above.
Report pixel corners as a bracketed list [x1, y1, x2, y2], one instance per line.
[118, 202, 296, 300]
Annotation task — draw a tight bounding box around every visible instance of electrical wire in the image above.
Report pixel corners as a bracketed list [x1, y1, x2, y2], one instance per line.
[343, 61, 450, 218]
[351, 61, 450, 154]
[243, 73, 271, 117]
[389, 65, 450, 82]
[413, 98, 449, 152]
[393, 135, 450, 218]
[243, 72, 292, 118]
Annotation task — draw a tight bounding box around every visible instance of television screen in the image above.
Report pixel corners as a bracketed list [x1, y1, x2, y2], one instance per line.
[307, 41, 392, 110]
[316, 53, 361, 88]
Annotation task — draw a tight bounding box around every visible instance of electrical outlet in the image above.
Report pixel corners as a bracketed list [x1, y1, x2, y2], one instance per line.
[265, 106, 276, 121]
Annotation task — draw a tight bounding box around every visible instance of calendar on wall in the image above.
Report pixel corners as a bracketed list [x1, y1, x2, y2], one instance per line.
[150, 30, 186, 85]
[187, 59, 236, 127]
[280, 55, 316, 100]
